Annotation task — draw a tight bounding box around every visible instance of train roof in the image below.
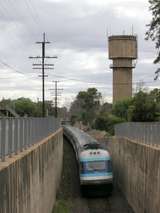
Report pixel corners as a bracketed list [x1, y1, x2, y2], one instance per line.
[63, 125, 102, 150]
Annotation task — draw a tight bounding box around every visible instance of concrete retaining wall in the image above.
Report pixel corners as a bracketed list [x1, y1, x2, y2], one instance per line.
[109, 137, 160, 213]
[0, 128, 63, 213]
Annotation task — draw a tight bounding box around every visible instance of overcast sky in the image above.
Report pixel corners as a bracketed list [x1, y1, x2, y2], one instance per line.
[0, 0, 159, 107]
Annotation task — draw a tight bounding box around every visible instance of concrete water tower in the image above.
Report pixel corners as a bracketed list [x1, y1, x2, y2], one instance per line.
[108, 35, 137, 103]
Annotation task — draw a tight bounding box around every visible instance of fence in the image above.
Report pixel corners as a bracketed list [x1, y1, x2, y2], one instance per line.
[0, 117, 60, 161]
[115, 122, 160, 145]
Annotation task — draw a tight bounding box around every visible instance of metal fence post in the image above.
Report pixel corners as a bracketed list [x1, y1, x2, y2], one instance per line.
[1, 119, 6, 161]
[19, 118, 23, 152]
[0, 116, 59, 159]
[14, 118, 19, 155]
[8, 118, 13, 157]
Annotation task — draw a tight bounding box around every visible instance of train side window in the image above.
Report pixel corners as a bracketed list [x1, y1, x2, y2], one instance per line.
[107, 160, 112, 173]
[80, 162, 85, 173]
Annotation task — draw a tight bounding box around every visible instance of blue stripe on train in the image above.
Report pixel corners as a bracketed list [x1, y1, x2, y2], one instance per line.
[80, 172, 113, 177]
[80, 157, 111, 162]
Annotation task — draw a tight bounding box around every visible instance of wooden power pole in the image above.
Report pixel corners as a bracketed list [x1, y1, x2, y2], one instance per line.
[29, 33, 57, 117]
[49, 81, 63, 118]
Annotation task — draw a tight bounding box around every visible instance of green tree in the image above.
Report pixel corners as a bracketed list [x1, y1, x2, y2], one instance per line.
[112, 98, 133, 121]
[146, 0, 160, 64]
[150, 88, 160, 102]
[69, 88, 102, 126]
[131, 91, 157, 121]
[94, 113, 124, 135]
[0, 98, 13, 108]
[14, 98, 37, 116]
[99, 102, 112, 115]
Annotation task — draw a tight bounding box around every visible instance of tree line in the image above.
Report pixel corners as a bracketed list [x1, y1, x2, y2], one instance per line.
[69, 88, 160, 135]
[0, 97, 67, 118]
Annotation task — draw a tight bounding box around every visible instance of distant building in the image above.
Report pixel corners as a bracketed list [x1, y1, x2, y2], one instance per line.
[108, 35, 138, 103]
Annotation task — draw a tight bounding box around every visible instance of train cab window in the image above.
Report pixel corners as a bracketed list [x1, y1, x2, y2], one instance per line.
[81, 161, 107, 173]
[86, 161, 106, 171]
[80, 160, 112, 174]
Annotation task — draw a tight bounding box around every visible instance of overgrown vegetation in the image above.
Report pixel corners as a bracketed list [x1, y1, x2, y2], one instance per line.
[2, 87, 160, 135]
[70, 88, 101, 125]
[0, 97, 67, 118]
[69, 88, 160, 135]
[53, 200, 71, 213]
[146, 0, 160, 64]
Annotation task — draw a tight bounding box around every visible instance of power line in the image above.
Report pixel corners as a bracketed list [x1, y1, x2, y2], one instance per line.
[0, 59, 39, 81]
[0, 58, 158, 88]
[50, 73, 159, 86]
[24, 0, 40, 27]
[28, 0, 41, 24]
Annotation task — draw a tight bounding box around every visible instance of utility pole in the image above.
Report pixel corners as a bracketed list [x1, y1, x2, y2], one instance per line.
[29, 33, 57, 117]
[49, 81, 63, 118]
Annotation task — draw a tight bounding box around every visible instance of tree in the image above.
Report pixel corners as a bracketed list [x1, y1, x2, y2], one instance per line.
[69, 88, 102, 126]
[0, 98, 13, 108]
[131, 91, 157, 121]
[99, 102, 112, 115]
[94, 113, 124, 135]
[150, 88, 160, 102]
[112, 98, 133, 121]
[14, 98, 37, 117]
[146, 0, 160, 64]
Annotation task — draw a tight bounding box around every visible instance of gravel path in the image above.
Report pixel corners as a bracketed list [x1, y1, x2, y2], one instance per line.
[54, 137, 134, 213]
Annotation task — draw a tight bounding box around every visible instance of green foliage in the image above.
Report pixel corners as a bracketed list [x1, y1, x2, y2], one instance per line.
[14, 98, 37, 117]
[99, 102, 112, 114]
[113, 91, 158, 122]
[94, 89, 160, 134]
[146, 0, 160, 64]
[70, 115, 78, 125]
[112, 98, 133, 121]
[0, 97, 68, 118]
[0, 98, 13, 108]
[70, 88, 160, 135]
[53, 200, 71, 213]
[150, 88, 160, 103]
[94, 113, 124, 135]
[131, 91, 157, 121]
[70, 88, 102, 126]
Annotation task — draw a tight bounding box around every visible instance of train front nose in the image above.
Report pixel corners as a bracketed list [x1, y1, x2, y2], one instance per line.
[80, 159, 113, 185]
[80, 159, 113, 196]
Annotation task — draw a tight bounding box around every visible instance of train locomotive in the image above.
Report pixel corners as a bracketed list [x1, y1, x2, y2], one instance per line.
[63, 125, 113, 196]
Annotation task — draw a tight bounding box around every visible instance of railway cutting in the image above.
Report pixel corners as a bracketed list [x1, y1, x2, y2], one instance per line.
[54, 134, 134, 213]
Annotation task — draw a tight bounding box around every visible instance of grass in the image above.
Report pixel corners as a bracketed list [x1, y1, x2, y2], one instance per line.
[53, 200, 71, 213]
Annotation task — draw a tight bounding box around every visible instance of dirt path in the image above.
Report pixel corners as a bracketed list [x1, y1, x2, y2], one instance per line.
[53, 137, 134, 213]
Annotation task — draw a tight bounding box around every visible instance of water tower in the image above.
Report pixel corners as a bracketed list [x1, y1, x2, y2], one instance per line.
[108, 35, 137, 103]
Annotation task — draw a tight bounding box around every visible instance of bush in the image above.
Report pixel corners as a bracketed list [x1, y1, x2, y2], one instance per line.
[94, 113, 125, 135]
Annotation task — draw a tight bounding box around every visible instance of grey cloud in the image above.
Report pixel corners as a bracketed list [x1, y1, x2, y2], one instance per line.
[0, 0, 158, 105]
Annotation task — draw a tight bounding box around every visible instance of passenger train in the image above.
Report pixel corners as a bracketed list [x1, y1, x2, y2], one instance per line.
[63, 125, 113, 195]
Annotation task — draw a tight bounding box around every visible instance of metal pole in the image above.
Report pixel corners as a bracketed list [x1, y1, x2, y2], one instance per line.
[42, 33, 45, 117]
[55, 81, 58, 118]
[1, 119, 6, 161]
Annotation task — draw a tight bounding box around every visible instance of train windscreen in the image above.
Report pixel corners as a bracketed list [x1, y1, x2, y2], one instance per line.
[85, 161, 106, 171]
[81, 160, 112, 173]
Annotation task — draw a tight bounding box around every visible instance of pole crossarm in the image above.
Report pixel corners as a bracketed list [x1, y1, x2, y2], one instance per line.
[33, 67, 54, 70]
[29, 56, 58, 59]
[33, 64, 54, 66]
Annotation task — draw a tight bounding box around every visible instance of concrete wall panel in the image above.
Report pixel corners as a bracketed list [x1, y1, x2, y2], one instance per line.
[109, 138, 160, 213]
[0, 128, 63, 213]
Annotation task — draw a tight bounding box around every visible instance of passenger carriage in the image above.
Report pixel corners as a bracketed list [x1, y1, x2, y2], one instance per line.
[63, 125, 113, 196]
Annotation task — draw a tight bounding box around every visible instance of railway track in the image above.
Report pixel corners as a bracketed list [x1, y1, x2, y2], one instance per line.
[54, 137, 133, 213]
